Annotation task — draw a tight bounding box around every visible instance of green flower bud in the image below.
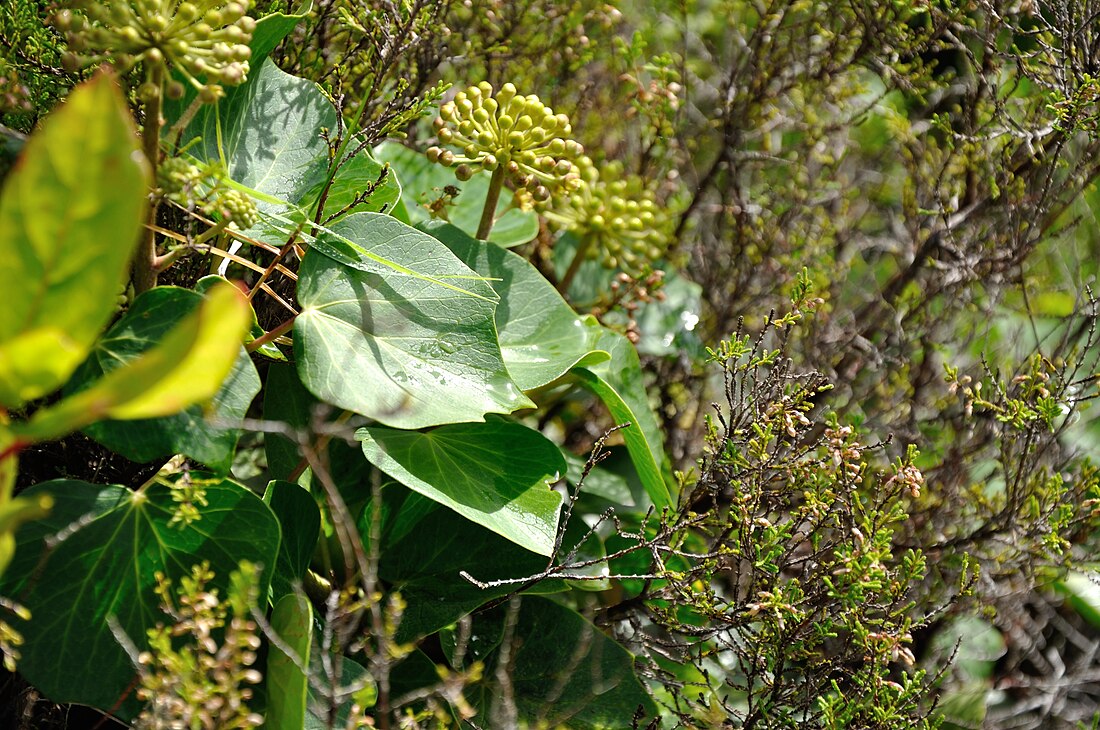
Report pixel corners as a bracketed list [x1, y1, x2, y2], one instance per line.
[455, 164, 473, 181]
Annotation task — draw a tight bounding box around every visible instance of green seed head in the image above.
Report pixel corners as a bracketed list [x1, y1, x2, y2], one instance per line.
[540, 159, 674, 276]
[426, 82, 583, 199]
[60, 0, 258, 102]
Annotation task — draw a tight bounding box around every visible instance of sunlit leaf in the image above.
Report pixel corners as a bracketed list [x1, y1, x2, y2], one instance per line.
[0, 73, 148, 406]
[14, 283, 251, 444]
[358, 419, 563, 555]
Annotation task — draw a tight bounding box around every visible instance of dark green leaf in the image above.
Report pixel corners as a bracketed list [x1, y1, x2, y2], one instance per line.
[0, 477, 280, 716]
[264, 480, 321, 599]
[469, 597, 657, 729]
[368, 491, 563, 642]
[65, 287, 259, 471]
[13, 283, 252, 445]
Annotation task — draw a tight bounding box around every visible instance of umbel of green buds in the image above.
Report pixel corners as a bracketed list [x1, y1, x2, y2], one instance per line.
[544, 157, 672, 275]
[426, 82, 584, 201]
[55, 0, 256, 102]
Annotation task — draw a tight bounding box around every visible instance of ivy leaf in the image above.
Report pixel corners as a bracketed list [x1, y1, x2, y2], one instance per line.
[295, 213, 532, 429]
[266, 592, 313, 730]
[375, 141, 539, 247]
[13, 283, 251, 445]
[0, 73, 148, 407]
[420, 221, 609, 390]
[168, 55, 395, 228]
[358, 419, 564, 555]
[572, 326, 674, 509]
[62, 287, 259, 471]
[367, 491, 564, 643]
[263, 480, 321, 599]
[467, 597, 657, 728]
[0, 477, 280, 716]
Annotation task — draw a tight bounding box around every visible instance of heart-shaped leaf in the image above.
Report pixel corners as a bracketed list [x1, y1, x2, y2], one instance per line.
[420, 221, 609, 390]
[0, 477, 280, 715]
[0, 73, 148, 406]
[466, 597, 657, 728]
[168, 54, 397, 228]
[295, 213, 532, 429]
[358, 419, 564, 555]
[366, 491, 564, 642]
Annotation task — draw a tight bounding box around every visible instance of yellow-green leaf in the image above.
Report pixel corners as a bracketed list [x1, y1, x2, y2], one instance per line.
[13, 283, 251, 444]
[0, 73, 149, 407]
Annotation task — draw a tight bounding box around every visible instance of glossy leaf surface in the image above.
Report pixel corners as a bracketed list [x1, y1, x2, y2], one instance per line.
[295, 213, 532, 428]
[64, 287, 259, 471]
[169, 54, 396, 228]
[359, 419, 564, 555]
[14, 283, 251, 444]
[0, 477, 279, 714]
[0, 74, 148, 406]
[422, 221, 609, 390]
[573, 327, 674, 508]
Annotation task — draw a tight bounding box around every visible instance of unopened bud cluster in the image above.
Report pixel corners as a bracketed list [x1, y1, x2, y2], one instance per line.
[136, 562, 263, 729]
[544, 158, 671, 275]
[427, 82, 583, 201]
[55, 0, 256, 102]
[159, 156, 259, 229]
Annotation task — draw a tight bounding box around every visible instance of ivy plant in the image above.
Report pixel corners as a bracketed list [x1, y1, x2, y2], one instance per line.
[0, 7, 669, 728]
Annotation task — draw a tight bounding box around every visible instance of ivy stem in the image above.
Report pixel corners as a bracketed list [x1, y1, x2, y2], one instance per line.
[476, 166, 505, 240]
[245, 314, 297, 353]
[557, 234, 595, 295]
[133, 66, 165, 295]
